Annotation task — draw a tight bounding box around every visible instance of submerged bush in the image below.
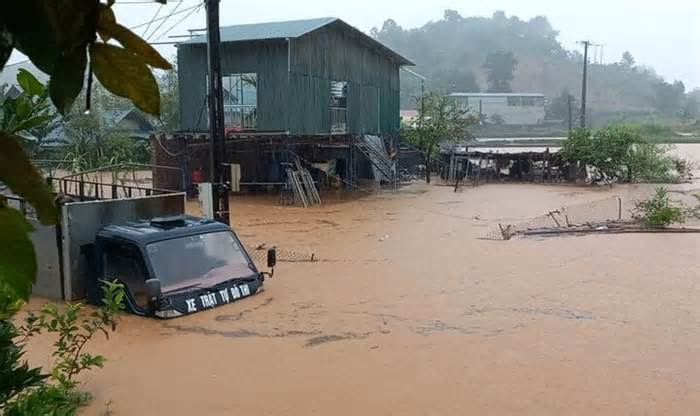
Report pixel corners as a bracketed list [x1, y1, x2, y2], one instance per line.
[560, 126, 679, 184]
[633, 186, 686, 227]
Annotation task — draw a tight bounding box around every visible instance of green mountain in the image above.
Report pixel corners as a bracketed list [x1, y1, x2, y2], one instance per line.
[373, 10, 695, 123]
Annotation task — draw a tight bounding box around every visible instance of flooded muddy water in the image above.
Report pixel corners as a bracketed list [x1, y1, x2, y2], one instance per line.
[24, 145, 700, 415]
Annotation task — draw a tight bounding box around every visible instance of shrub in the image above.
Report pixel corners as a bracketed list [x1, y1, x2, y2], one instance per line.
[560, 126, 678, 184]
[0, 281, 124, 415]
[633, 186, 686, 227]
[626, 143, 675, 183]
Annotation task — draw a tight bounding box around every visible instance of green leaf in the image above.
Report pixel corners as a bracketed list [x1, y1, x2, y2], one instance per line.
[0, 132, 58, 224]
[90, 43, 160, 115]
[16, 69, 45, 97]
[97, 20, 172, 69]
[14, 99, 32, 122]
[49, 50, 87, 115]
[12, 115, 54, 133]
[0, 207, 37, 300]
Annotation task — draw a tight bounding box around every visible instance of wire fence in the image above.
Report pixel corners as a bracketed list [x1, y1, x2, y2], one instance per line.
[485, 196, 623, 240]
[246, 243, 318, 263]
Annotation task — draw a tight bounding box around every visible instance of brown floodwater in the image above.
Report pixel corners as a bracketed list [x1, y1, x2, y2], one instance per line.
[23, 145, 700, 415]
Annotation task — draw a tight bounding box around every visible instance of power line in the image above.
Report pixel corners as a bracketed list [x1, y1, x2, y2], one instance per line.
[141, 3, 163, 38]
[128, 3, 201, 30]
[153, 2, 204, 41]
[147, 0, 184, 41]
[115, 0, 184, 4]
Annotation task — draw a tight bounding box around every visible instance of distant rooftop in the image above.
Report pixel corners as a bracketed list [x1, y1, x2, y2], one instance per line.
[182, 17, 413, 65]
[449, 93, 545, 97]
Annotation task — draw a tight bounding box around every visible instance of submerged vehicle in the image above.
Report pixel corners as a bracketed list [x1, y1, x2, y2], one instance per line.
[87, 216, 275, 318]
[6, 164, 274, 318]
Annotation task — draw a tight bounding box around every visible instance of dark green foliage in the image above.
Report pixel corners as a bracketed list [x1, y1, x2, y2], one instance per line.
[482, 51, 518, 93]
[681, 97, 699, 121]
[0, 0, 169, 308]
[620, 51, 636, 71]
[1, 69, 57, 154]
[546, 90, 578, 122]
[0, 70, 59, 301]
[0, 281, 125, 415]
[157, 61, 180, 132]
[633, 187, 686, 228]
[0, 294, 46, 409]
[559, 126, 677, 184]
[54, 113, 150, 173]
[653, 80, 686, 117]
[402, 92, 478, 182]
[372, 10, 687, 116]
[0, 209, 38, 301]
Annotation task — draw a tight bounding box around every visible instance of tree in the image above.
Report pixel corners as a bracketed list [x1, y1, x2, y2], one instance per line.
[560, 126, 675, 184]
[681, 97, 699, 121]
[546, 89, 578, 122]
[620, 51, 636, 71]
[157, 63, 180, 132]
[371, 11, 666, 111]
[1, 1, 168, 412]
[653, 80, 686, 117]
[0, 69, 58, 156]
[482, 51, 518, 93]
[402, 92, 478, 183]
[0, 0, 171, 300]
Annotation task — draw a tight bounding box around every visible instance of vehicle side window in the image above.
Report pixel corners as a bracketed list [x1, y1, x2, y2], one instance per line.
[103, 243, 149, 309]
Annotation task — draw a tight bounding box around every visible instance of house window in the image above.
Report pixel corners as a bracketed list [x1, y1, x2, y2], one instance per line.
[222, 73, 257, 130]
[507, 96, 521, 106]
[521, 97, 536, 106]
[330, 80, 348, 133]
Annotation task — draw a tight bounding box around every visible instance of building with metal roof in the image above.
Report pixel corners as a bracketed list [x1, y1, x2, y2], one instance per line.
[177, 17, 413, 135]
[449, 92, 547, 126]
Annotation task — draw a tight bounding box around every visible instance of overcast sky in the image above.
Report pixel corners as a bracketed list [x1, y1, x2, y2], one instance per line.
[9, 0, 700, 89]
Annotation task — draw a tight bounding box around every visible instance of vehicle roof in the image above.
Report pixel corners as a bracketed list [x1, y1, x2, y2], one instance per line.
[97, 215, 232, 246]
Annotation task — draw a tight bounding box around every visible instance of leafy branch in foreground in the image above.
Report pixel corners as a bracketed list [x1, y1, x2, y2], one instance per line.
[0, 0, 170, 300]
[1, 281, 125, 415]
[1, 0, 170, 115]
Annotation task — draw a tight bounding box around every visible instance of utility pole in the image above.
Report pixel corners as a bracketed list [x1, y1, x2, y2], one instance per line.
[578, 40, 591, 128]
[567, 94, 573, 133]
[205, 0, 229, 224]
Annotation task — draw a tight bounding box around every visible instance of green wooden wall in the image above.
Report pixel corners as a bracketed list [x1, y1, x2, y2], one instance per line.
[177, 21, 402, 135]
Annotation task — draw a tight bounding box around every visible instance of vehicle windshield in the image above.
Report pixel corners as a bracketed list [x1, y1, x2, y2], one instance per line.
[146, 231, 255, 293]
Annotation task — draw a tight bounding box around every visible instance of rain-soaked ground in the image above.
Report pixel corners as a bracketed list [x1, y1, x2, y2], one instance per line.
[24, 145, 700, 415]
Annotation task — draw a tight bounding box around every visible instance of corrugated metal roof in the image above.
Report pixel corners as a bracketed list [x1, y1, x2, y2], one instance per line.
[181, 17, 413, 65]
[449, 93, 545, 97]
[183, 17, 338, 44]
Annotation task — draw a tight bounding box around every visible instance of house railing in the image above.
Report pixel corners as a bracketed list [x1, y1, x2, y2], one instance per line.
[331, 107, 347, 133]
[224, 105, 257, 130]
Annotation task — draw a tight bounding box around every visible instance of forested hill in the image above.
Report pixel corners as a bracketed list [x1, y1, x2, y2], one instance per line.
[373, 10, 693, 120]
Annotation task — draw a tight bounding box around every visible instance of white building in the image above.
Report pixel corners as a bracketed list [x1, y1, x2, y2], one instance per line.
[449, 93, 546, 126]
